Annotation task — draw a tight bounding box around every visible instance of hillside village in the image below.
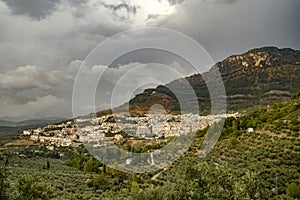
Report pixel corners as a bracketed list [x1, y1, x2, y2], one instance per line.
[23, 113, 239, 149]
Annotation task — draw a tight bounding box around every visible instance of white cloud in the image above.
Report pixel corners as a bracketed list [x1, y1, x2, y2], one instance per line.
[0, 65, 73, 107]
[0, 65, 59, 90]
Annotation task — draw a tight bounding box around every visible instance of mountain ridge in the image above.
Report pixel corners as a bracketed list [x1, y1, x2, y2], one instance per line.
[111, 46, 300, 116]
[0, 117, 67, 133]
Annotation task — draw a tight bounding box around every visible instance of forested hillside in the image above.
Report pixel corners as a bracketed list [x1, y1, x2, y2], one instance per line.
[126, 47, 300, 115]
[1, 91, 300, 199]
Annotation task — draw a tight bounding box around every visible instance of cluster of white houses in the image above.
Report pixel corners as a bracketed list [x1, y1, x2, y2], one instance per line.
[23, 121, 77, 147]
[24, 113, 239, 148]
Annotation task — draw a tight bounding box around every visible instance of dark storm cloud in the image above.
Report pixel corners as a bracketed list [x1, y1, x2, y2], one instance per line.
[0, 0, 299, 120]
[213, 0, 238, 4]
[1, 0, 60, 20]
[99, 1, 139, 15]
[168, 0, 238, 6]
[152, 0, 300, 61]
[147, 14, 161, 21]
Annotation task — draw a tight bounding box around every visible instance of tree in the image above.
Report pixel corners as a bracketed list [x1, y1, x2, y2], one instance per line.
[91, 174, 110, 191]
[232, 120, 239, 131]
[236, 171, 268, 199]
[286, 183, 300, 199]
[17, 175, 53, 200]
[229, 136, 239, 147]
[84, 158, 98, 173]
[232, 130, 241, 137]
[130, 186, 163, 200]
[103, 164, 107, 174]
[0, 164, 10, 200]
[46, 160, 50, 170]
[131, 181, 140, 192]
[292, 90, 300, 100]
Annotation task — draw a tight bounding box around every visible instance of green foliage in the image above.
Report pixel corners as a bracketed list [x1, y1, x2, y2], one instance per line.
[131, 181, 140, 192]
[228, 136, 239, 147]
[46, 159, 50, 170]
[235, 91, 300, 139]
[83, 158, 99, 173]
[1, 90, 300, 199]
[286, 183, 300, 199]
[17, 175, 53, 200]
[237, 171, 267, 199]
[66, 146, 101, 173]
[129, 157, 269, 200]
[0, 131, 20, 146]
[232, 120, 239, 131]
[292, 90, 300, 100]
[89, 174, 110, 191]
[0, 164, 10, 200]
[129, 186, 163, 200]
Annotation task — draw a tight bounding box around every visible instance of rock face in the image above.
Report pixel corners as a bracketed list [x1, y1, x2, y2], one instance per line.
[216, 47, 300, 74]
[118, 47, 300, 115]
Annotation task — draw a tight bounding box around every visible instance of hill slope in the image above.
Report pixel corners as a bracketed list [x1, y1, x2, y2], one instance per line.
[155, 91, 300, 199]
[0, 117, 67, 133]
[1, 94, 300, 199]
[125, 47, 300, 115]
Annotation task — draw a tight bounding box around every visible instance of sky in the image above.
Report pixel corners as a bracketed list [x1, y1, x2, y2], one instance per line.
[0, 0, 299, 121]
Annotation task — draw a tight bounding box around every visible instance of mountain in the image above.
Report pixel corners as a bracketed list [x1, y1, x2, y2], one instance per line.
[16, 118, 67, 127]
[120, 47, 300, 115]
[0, 120, 17, 127]
[0, 117, 67, 133]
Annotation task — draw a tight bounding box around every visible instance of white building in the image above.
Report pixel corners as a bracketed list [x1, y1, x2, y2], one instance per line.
[23, 130, 32, 136]
[247, 128, 254, 133]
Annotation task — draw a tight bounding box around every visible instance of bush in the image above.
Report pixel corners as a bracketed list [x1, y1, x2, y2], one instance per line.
[84, 158, 99, 173]
[17, 175, 53, 200]
[229, 136, 239, 147]
[0, 164, 10, 200]
[90, 175, 110, 191]
[286, 183, 300, 199]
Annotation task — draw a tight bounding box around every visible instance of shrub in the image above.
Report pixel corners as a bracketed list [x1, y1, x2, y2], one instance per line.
[17, 175, 53, 200]
[90, 175, 110, 191]
[0, 164, 10, 200]
[228, 137, 239, 147]
[286, 183, 300, 199]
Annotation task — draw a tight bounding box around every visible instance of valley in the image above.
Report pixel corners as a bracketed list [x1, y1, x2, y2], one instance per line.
[0, 47, 300, 199]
